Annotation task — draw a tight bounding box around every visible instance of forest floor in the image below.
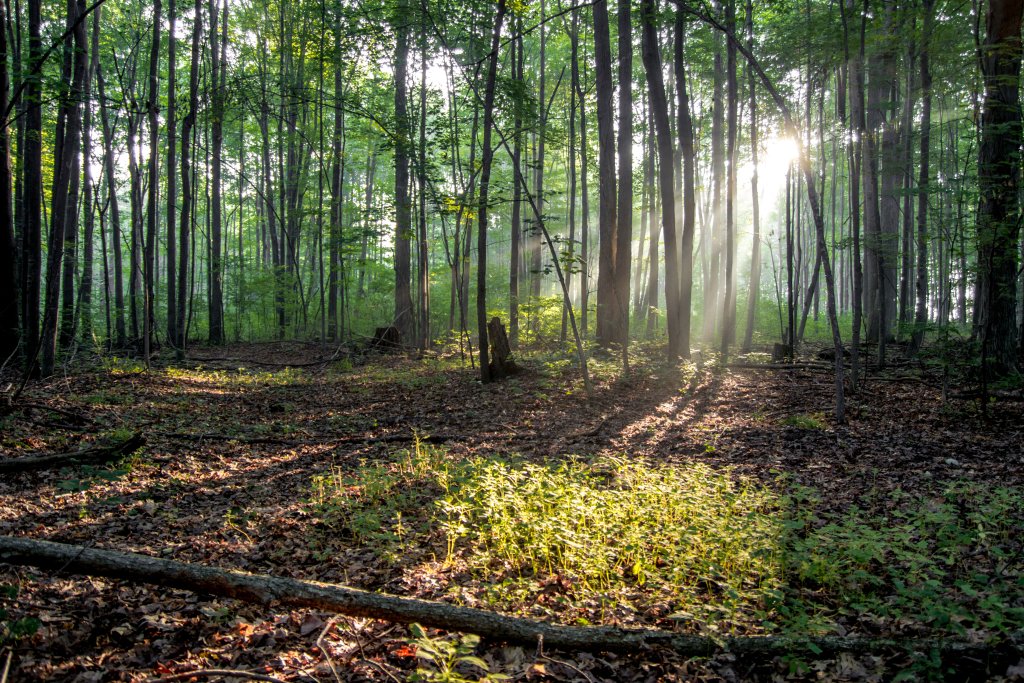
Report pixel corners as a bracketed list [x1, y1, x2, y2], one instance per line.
[1, 341, 1023, 682]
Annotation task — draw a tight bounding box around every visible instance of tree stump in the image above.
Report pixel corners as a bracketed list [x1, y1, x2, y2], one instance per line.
[370, 326, 402, 352]
[487, 317, 517, 379]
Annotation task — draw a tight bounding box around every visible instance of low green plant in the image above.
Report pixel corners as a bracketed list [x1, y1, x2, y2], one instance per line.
[1, 584, 41, 644]
[780, 413, 826, 430]
[310, 446, 1024, 644]
[407, 624, 509, 682]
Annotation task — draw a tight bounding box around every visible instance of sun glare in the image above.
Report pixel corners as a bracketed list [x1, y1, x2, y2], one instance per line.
[752, 135, 800, 202]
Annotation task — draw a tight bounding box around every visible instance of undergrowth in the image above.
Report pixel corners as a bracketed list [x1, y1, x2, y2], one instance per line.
[309, 441, 1024, 641]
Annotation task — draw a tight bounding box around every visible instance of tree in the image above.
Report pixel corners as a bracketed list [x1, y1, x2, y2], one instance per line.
[394, 0, 414, 344]
[641, 0, 682, 360]
[476, 0, 507, 382]
[593, 0, 618, 347]
[974, 0, 1023, 376]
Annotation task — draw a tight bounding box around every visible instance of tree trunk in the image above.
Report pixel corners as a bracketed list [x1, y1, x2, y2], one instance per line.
[721, 0, 738, 359]
[166, 0, 178, 348]
[641, 0, 682, 360]
[974, 0, 1023, 376]
[393, 0, 413, 344]
[0, 0, 16, 361]
[1, 537, 1006, 660]
[476, 0, 507, 383]
[910, 0, 933, 354]
[593, 0, 618, 347]
[208, 0, 224, 345]
[673, 9, 695, 357]
[178, 0, 202, 355]
[741, 0, 760, 353]
[41, 0, 87, 377]
[20, 0, 42, 370]
[144, 0, 162, 365]
[615, 0, 633, 350]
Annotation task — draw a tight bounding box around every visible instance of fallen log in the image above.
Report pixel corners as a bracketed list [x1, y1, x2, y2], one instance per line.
[0, 536, 1016, 660]
[0, 432, 144, 474]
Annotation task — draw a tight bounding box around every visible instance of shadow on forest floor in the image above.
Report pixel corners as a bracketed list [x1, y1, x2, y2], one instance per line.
[1, 343, 1023, 681]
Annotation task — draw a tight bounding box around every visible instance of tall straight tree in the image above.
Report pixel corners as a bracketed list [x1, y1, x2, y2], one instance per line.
[673, 8, 696, 356]
[328, 0, 344, 341]
[614, 0, 632, 349]
[974, 0, 1022, 375]
[593, 0, 618, 347]
[79, 8, 100, 343]
[721, 0, 738, 358]
[641, 0, 682, 359]
[177, 0, 203, 356]
[41, 0, 87, 377]
[911, 0, 933, 354]
[0, 0, 16, 361]
[144, 0, 162, 365]
[740, 0, 760, 353]
[21, 0, 42, 370]
[393, 0, 413, 343]
[166, 0, 178, 346]
[208, 0, 225, 344]
[476, 0, 507, 382]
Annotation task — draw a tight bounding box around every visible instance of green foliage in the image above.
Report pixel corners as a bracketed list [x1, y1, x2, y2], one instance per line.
[781, 483, 1024, 638]
[779, 413, 826, 430]
[310, 447, 1024, 643]
[0, 584, 41, 645]
[408, 624, 509, 683]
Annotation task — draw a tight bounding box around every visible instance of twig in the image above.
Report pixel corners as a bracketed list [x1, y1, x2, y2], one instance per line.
[146, 669, 284, 683]
[316, 617, 343, 683]
[354, 659, 402, 683]
[539, 653, 596, 683]
[0, 648, 13, 683]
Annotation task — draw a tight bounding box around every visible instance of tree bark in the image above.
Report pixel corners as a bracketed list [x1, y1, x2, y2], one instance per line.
[615, 0, 633, 350]
[593, 0, 617, 347]
[641, 0, 682, 360]
[0, 0, 16, 362]
[476, 0, 506, 383]
[393, 0, 413, 344]
[974, 0, 1022, 376]
[910, 0, 933, 355]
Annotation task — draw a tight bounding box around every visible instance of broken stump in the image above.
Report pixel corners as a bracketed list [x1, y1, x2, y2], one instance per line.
[487, 317, 518, 379]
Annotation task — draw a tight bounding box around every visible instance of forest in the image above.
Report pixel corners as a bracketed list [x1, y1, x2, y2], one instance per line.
[0, 0, 1023, 678]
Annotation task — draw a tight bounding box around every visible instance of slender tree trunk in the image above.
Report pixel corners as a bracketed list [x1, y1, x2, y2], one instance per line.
[615, 0, 632, 350]
[721, 0, 738, 359]
[509, 28, 523, 348]
[393, 0, 413, 343]
[328, 0, 344, 339]
[593, 0, 618, 347]
[673, 9, 695, 356]
[417, 13, 429, 350]
[573, 14, 591, 338]
[740, 0, 759, 352]
[0, 0, 16, 361]
[974, 0, 1023, 375]
[166, 0, 177, 347]
[20, 0, 42, 370]
[641, 0, 681, 359]
[143, 0, 162, 365]
[42, 0, 87, 376]
[177, 0, 202, 355]
[910, 0, 933, 354]
[476, 0, 507, 382]
[208, 0, 225, 344]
